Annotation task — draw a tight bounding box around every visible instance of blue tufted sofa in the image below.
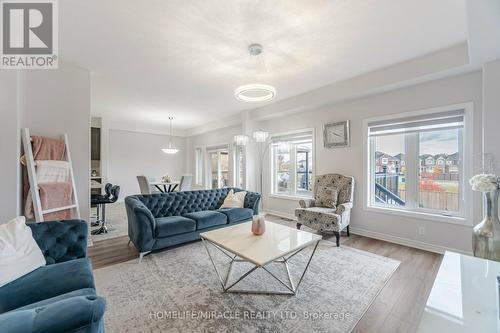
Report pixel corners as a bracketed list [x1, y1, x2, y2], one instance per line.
[125, 188, 260, 260]
[0, 220, 106, 333]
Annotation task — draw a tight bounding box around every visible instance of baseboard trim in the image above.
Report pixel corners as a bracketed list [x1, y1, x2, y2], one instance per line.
[349, 226, 473, 256]
[264, 210, 472, 256]
[265, 209, 297, 221]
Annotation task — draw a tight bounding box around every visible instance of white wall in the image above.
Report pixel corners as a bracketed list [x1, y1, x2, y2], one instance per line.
[107, 129, 187, 199]
[466, 0, 500, 65]
[18, 62, 91, 222]
[257, 71, 483, 254]
[483, 59, 500, 168]
[0, 72, 21, 222]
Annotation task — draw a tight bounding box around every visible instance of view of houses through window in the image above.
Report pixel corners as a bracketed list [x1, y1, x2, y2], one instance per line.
[369, 110, 464, 216]
[272, 132, 313, 197]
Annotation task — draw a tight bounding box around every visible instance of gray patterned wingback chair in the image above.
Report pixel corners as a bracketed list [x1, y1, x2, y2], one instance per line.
[295, 174, 354, 246]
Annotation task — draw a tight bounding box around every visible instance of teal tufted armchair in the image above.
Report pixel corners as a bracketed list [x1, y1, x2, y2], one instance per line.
[295, 174, 354, 246]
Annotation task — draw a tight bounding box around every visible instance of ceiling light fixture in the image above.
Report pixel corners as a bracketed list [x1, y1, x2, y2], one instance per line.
[253, 130, 269, 143]
[235, 84, 276, 103]
[162, 116, 179, 154]
[234, 134, 250, 146]
[235, 44, 276, 103]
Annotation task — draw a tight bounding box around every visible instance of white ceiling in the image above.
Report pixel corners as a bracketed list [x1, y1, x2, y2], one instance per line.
[60, 0, 467, 130]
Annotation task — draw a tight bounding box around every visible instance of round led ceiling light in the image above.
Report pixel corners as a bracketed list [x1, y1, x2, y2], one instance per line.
[234, 84, 276, 102]
[235, 43, 276, 103]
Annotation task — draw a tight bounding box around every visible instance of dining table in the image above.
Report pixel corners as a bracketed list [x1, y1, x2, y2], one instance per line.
[149, 181, 180, 193]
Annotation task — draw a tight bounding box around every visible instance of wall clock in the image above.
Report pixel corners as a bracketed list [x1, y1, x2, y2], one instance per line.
[323, 120, 350, 148]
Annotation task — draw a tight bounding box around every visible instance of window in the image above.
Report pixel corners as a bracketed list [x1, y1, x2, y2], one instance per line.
[367, 109, 466, 218]
[271, 131, 313, 197]
[195, 147, 203, 185]
[234, 145, 245, 188]
[207, 146, 229, 189]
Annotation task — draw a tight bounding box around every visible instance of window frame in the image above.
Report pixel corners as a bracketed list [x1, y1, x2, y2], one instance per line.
[234, 144, 245, 188]
[205, 144, 230, 189]
[270, 129, 315, 199]
[194, 147, 203, 186]
[363, 103, 474, 226]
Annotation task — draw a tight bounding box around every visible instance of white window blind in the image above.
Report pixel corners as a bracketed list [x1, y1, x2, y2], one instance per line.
[368, 110, 464, 137]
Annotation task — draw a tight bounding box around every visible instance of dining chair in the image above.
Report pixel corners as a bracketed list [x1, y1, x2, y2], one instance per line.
[137, 175, 152, 194]
[178, 174, 193, 191]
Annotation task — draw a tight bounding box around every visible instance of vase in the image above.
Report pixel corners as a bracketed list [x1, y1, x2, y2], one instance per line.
[251, 215, 266, 235]
[473, 189, 500, 261]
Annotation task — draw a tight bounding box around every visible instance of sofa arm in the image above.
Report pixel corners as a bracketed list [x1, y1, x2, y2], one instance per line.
[27, 220, 88, 265]
[0, 295, 106, 333]
[336, 202, 353, 215]
[243, 191, 261, 215]
[125, 196, 156, 253]
[299, 199, 315, 208]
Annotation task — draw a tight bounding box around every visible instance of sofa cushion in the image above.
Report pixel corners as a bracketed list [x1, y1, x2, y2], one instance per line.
[220, 189, 247, 208]
[0, 216, 46, 287]
[0, 258, 94, 313]
[15, 288, 96, 311]
[155, 216, 196, 238]
[315, 186, 338, 208]
[0, 294, 106, 333]
[217, 208, 253, 223]
[183, 211, 227, 230]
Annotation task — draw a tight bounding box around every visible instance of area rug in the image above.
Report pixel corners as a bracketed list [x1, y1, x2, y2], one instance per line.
[94, 240, 400, 333]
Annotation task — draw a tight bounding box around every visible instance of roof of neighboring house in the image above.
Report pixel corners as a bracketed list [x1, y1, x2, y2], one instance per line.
[393, 153, 405, 161]
[447, 152, 459, 161]
[420, 154, 434, 160]
[375, 151, 393, 160]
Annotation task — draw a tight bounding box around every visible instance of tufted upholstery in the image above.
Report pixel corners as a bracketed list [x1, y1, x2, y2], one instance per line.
[1, 219, 105, 333]
[125, 188, 261, 253]
[295, 174, 354, 246]
[130, 188, 259, 218]
[27, 219, 88, 265]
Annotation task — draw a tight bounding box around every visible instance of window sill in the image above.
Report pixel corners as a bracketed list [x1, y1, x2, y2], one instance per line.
[364, 205, 472, 227]
[269, 194, 312, 201]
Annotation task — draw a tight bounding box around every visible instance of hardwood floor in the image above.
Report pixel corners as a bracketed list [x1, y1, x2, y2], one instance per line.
[88, 217, 442, 333]
[88, 235, 138, 269]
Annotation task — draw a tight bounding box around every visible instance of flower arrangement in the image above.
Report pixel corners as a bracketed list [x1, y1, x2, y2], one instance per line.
[469, 174, 500, 192]
[161, 174, 172, 183]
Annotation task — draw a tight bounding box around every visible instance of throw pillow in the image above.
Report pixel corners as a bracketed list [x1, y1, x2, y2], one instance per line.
[0, 216, 46, 287]
[220, 189, 247, 208]
[315, 186, 338, 208]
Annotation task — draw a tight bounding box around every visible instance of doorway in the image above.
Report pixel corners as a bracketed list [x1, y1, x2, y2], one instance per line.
[207, 146, 229, 189]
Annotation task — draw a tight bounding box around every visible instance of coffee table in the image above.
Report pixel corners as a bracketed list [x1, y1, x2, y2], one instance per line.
[200, 221, 322, 295]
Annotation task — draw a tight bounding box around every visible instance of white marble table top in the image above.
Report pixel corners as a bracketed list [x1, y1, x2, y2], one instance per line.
[200, 221, 322, 266]
[417, 251, 500, 333]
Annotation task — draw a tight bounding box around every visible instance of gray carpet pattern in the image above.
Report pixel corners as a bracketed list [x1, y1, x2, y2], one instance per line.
[94, 240, 400, 333]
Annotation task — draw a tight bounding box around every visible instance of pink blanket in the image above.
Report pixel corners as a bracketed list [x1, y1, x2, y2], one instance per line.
[23, 136, 73, 220]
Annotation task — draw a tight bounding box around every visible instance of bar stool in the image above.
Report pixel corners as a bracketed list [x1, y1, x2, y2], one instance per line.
[91, 185, 120, 235]
[91, 183, 112, 227]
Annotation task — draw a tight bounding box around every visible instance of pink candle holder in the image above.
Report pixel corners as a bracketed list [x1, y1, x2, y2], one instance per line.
[251, 215, 266, 235]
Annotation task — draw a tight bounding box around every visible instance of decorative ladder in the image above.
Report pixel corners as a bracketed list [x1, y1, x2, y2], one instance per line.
[21, 128, 81, 222]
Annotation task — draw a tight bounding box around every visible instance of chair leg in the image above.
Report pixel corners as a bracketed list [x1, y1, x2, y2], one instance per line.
[296, 223, 302, 230]
[101, 204, 106, 227]
[91, 204, 101, 227]
[333, 231, 340, 247]
[346, 225, 350, 237]
[128, 239, 131, 246]
[139, 251, 151, 263]
[91, 204, 108, 235]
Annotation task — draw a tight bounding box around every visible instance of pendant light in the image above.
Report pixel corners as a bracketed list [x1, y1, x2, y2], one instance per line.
[162, 117, 179, 154]
[234, 44, 276, 103]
